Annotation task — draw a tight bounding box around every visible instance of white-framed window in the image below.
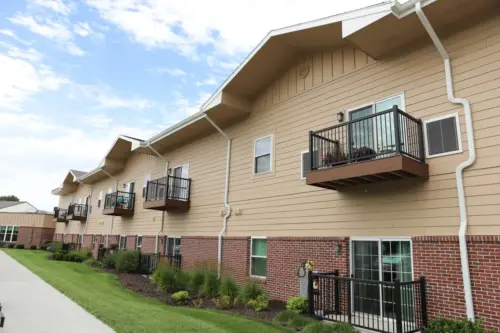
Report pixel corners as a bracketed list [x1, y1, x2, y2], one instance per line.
[119, 235, 127, 250]
[165, 236, 181, 256]
[250, 237, 267, 278]
[0, 226, 19, 242]
[136, 235, 142, 250]
[424, 113, 462, 158]
[100, 234, 105, 245]
[254, 135, 273, 175]
[142, 175, 150, 198]
[98, 191, 103, 208]
[92, 235, 96, 249]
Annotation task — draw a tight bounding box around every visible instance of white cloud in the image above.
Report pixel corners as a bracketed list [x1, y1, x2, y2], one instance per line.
[0, 42, 43, 63]
[150, 67, 187, 76]
[9, 14, 86, 56]
[74, 22, 92, 37]
[172, 91, 211, 118]
[76, 84, 154, 110]
[195, 77, 218, 87]
[219, 61, 239, 71]
[29, 0, 75, 16]
[0, 29, 16, 38]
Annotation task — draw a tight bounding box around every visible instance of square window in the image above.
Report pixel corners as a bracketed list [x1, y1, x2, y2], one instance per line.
[425, 114, 461, 157]
[254, 136, 272, 174]
[136, 236, 142, 250]
[119, 236, 127, 250]
[250, 238, 267, 278]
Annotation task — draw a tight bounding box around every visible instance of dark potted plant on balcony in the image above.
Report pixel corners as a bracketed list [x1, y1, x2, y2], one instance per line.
[323, 146, 348, 167]
[351, 146, 376, 162]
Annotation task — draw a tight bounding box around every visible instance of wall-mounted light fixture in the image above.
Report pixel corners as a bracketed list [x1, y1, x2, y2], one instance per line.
[337, 112, 344, 123]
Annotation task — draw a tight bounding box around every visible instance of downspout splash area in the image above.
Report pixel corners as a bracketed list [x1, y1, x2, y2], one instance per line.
[414, 1, 477, 321]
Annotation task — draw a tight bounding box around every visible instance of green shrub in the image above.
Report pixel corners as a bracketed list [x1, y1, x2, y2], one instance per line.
[200, 270, 220, 298]
[15, 244, 25, 249]
[152, 264, 187, 293]
[84, 258, 101, 267]
[102, 251, 117, 269]
[213, 295, 233, 309]
[192, 298, 204, 309]
[273, 311, 315, 329]
[427, 317, 494, 333]
[8, 243, 16, 248]
[247, 293, 269, 312]
[115, 250, 140, 273]
[188, 269, 206, 294]
[286, 296, 308, 313]
[47, 241, 62, 253]
[171, 291, 189, 304]
[240, 280, 263, 302]
[52, 251, 63, 260]
[302, 322, 356, 333]
[220, 277, 238, 298]
[30, 245, 37, 250]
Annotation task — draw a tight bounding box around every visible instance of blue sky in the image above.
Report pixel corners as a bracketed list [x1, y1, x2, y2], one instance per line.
[0, 0, 380, 210]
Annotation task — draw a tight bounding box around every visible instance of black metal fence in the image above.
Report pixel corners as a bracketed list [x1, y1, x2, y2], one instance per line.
[145, 175, 191, 202]
[308, 271, 427, 333]
[309, 106, 425, 171]
[68, 203, 88, 218]
[138, 253, 182, 274]
[104, 191, 135, 211]
[53, 208, 68, 221]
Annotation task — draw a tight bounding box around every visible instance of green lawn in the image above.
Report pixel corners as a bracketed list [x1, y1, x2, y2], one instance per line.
[3, 249, 289, 333]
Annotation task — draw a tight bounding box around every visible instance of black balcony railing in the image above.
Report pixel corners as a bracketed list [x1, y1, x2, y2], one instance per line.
[309, 106, 425, 171]
[53, 208, 68, 221]
[104, 191, 135, 211]
[308, 271, 428, 333]
[145, 175, 191, 202]
[68, 203, 88, 218]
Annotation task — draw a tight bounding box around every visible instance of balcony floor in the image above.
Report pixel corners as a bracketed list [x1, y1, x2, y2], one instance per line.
[102, 207, 134, 216]
[143, 199, 190, 212]
[306, 155, 429, 190]
[67, 215, 87, 222]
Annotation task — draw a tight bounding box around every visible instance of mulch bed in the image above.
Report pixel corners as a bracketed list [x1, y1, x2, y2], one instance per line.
[116, 272, 286, 321]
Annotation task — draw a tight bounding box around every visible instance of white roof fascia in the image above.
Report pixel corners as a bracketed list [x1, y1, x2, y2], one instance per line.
[342, 10, 392, 38]
[201, 2, 392, 112]
[143, 113, 207, 146]
[391, 0, 438, 18]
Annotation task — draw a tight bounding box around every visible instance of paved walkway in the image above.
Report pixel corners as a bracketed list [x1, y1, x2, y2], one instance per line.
[0, 251, 115, 333]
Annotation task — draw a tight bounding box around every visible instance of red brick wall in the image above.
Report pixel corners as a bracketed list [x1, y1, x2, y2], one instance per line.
[267, 237, 349, 301]
[413, 236, 500, 331]
[222, 237, 250, 285]
[82, 235, 93, 251]
[17, 227, 55, 248]
[181, 236, 218, 270]
[126, 236, 137, 250]
[141, 236, 158, 253]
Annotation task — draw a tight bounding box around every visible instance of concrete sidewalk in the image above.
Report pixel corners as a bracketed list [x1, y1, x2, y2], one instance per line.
[0, 251, 115, 333]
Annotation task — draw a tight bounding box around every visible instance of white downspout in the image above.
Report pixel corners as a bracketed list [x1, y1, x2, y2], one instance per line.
[102, 169, 118, 248]
[144, 143, 169, 254]
[76, 180, 92, 243]
[204, 115, 231, 277]
[415, 1, 476, 321]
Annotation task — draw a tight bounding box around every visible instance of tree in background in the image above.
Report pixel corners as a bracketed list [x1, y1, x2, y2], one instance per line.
[0, 195, 20, 201]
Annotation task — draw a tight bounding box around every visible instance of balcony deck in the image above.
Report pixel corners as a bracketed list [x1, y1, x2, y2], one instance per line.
[102, 191, 135, 216]
[306, 106, 429, 190]
[67, 204, 88, 222]
[143, 176, 191, 213]
[53, 208, 68, 223]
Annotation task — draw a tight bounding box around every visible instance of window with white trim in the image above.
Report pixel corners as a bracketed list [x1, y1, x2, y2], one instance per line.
[119, 236, 127, 250]
[250, 237, 267, 278]
[92, 235, 96, 249]
[0, 226, 19, 242]
[424, 113, 461, 158]
[136, 236, 142, 250]
[100, 234, 105, 245]
[165, 236, 181, 256]
[98, 191, 103, 208]
[254, 135, 272, 174]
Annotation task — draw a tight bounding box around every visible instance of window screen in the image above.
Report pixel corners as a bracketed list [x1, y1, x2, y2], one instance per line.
[426, 116, 459, 156]
[250, 238, 267, 278]
[254, 136, 272, 174]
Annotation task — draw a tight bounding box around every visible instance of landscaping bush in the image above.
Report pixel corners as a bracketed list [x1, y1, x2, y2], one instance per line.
[172, 291, 189, 304]
[274, 311, 315, 329]
[302, 322, 356, 333]
[247, 293, 269, 312]
[152, 264, 188, 293]
[200, 270, 220, 298]
[213, 295, 233, 309]
[47, 241, 62, 253]
[427, 317, 494, 333]
[220, 277, 238, 298]
[188, 269, 206, 294]
[84, 258, 101, 267]
[115, 250, 140, 273]
[52, 251, 64, 261]
[192, 298, 204, 309]
[240, 280, 263, 302]
[8, 243, 16, 248]
[286, 296, 308, 314]
[30, 245, 37, 250]
[0, 242, 5, 248]
[15, 244, 25, 249]
[102, 251, 118, 269]
[40, 240, 51, 251]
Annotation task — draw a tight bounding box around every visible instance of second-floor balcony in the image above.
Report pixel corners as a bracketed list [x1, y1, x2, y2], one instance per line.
[306, 106, 429, 190]
[53, 208, 68, 223]
[67, 203, 88, 222]
[102, 191, 135, 216]
[143, 175, 191, 212]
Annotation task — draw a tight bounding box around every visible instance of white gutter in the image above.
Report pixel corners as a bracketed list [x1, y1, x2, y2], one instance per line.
[144, 143, 169, 254]
[414, 1, 476, 321]
[204, 115, 231, 277]
[102, 169, 118, 248]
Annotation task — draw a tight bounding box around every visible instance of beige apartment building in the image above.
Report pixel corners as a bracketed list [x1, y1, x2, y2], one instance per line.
[51, 0, 500, 331]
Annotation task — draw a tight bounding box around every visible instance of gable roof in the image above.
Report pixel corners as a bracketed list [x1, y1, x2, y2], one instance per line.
[0, 201, 22, 209]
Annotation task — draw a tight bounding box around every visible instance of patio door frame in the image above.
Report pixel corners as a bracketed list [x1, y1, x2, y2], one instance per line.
[349, 236, 414, 321]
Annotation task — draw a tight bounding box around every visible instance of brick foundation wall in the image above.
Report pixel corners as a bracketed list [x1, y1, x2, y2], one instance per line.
[222, 237, 250, 286]
[141, 236, 157, 253]
[17, 227, 55, 248]
[126, 236, 137, 250]
[413, 236, 500, 331]
[181, 236, 218, 270]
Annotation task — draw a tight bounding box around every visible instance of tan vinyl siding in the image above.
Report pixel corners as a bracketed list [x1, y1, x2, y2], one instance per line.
[221, 13, 500, 237]
[0, 213, 54, 228]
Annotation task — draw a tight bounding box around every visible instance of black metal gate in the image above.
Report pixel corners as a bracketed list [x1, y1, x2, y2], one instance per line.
[307, 271, 428, 333]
